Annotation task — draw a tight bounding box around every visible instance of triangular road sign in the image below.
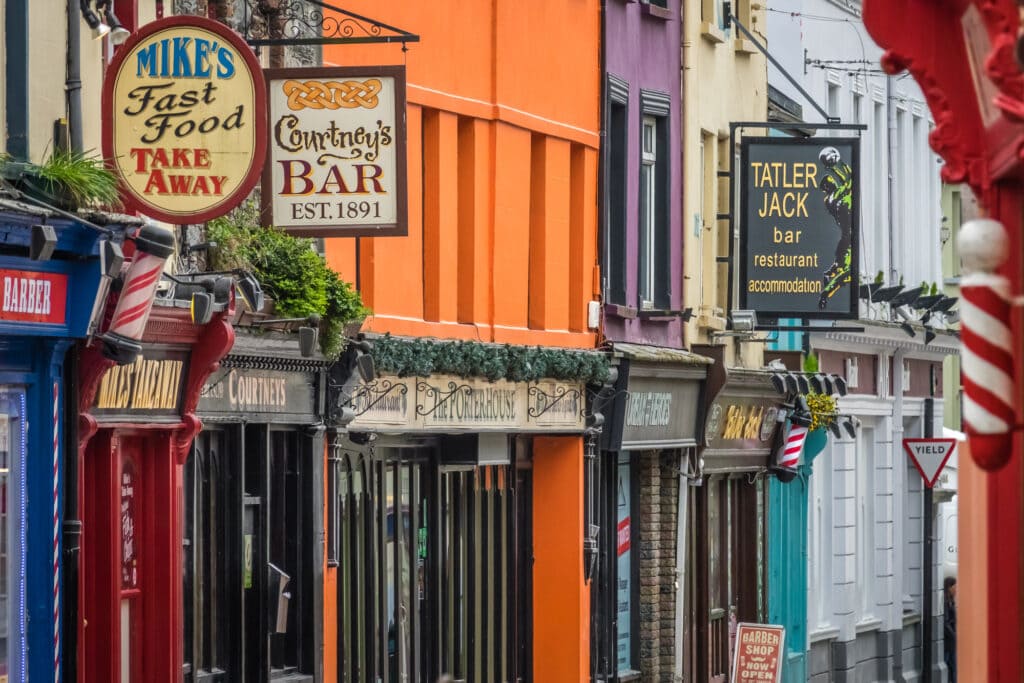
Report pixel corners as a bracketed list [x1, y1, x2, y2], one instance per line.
[903, 438, 957, 488]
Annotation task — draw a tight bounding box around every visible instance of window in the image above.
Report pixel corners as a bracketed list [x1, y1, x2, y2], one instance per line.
[639, 90, 671, 311]
[0, 391, 25, 683]
[615, 453, 638, 676]
[335, 446, 531, 683]
[846, 357, 859, 390]
[808, 443, 834, 632]
[701, 0, 735, 32]
[873, 99, 887, 277]
[639, 116, 658, 310]
[857, 425, 876, 621]
[604, 75, 629, 306]
[827, 81, 841, 119]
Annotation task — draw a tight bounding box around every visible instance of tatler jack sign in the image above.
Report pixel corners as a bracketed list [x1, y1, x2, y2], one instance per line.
[739, 137, 859, 319]
[103, 16, 267, 223]
[263, 66, 408, 237]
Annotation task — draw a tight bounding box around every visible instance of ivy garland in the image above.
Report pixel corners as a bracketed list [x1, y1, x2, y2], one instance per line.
[370, 334, 612, 385]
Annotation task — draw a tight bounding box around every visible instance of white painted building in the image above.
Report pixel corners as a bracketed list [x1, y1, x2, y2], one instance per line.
[767, 1, 958, 681]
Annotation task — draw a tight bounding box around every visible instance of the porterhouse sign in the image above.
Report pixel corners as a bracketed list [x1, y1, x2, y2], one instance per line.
[103, 16, 267, 223]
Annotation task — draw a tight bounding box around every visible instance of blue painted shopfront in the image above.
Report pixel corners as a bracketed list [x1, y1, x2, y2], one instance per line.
[0, 202, 131, 682]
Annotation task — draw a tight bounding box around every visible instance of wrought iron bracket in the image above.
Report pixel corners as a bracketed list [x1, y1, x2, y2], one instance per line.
[415, 381, 472, 417]
[239, 0, 420, 47]
[527, 385, 585, 419]
[348, 377, 408, 417]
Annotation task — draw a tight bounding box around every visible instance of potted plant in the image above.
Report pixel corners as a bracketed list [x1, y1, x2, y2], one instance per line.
[1, 149, 120, 211]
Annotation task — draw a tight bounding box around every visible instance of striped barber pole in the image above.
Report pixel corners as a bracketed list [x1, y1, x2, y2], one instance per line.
[777, 423, 808, 469]
[958, 218, 1016, 471]
[107, 253, 165, 339]
[52, 381, 60, 682]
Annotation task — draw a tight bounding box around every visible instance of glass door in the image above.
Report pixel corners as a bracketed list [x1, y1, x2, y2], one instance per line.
[119, 449, 142, 683]
[0, 389, 25, 683]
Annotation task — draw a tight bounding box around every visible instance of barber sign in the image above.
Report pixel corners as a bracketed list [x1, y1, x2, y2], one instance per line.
[103, 16, 267, 223]
[0, 269, 67, 325]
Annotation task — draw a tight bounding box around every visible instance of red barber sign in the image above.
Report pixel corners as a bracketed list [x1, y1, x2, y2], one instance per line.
[0, 269, 67, 325]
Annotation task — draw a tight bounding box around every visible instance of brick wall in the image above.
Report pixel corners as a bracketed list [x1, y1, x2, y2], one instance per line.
[637, 450, 680, 683]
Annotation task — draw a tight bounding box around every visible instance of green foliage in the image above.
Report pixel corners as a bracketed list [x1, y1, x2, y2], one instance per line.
[206, 203, 368, 358]
[802, 353, 819, 374]
[874, 270, 885, 284]
[371, 333, 611, 385]
[2, 149, 120, 209]
[930, 281, 939, 296]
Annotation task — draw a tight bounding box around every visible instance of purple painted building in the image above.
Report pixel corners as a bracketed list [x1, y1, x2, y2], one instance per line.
[600, 0, 683, 348]
[591, 4, 703, 683]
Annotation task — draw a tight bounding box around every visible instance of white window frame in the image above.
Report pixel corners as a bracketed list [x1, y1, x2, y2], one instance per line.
[639, 116, 658, 310]
[845, 357, 860, 390]
[808, 443, 834, 635]
[856, 423, 877, 623]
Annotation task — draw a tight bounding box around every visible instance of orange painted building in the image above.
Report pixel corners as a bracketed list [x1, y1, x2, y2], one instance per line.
[322, 3, 602, 682]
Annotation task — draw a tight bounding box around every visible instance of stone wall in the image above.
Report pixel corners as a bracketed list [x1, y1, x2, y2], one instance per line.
[637, 450, 680, 683]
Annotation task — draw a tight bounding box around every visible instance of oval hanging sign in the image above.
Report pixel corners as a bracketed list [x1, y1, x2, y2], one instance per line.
[102, 16, 267, 223]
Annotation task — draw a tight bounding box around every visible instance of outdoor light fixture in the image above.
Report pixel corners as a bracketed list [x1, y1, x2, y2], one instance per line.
[29, 224, 57, 261]
[730, 309, 758, 332]
[833, 376, 848, 396]
[872, 285, 904, 303]
[889, 287, 925, 308]
[99, 1, 131, 45]
[235, 272, 265, 313]
[680, 307, 695, 322]
[899, 321, 916, 338]
[924, 327, 937, 345]
[796, 374, 810, 394]
[858, 282, 884, 300]
[190, 292, 214, 325]
[356, 354, 376, 383]
[828, 421, 843, 439]
[785, 374, 800, 394]
[842, 417, 858, 439]
[80, 1, 110, 40]
[771, 374, 787, 394]
[914, 294, 944, 311]
[931, 296, 958, 313]
[298, 325, 319, 357]
[100, 239, 124, 278]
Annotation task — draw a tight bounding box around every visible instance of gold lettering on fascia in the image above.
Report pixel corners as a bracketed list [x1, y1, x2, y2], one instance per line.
[721, 404, 766, 441]
[624, 392, 672, 427]
[424, 385, 518, 423]
[227, 370, 289, 408]
[95, 356, 184, 410]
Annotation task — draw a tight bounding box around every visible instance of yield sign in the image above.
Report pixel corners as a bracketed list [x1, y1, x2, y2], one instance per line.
[903, 438, 957, 488]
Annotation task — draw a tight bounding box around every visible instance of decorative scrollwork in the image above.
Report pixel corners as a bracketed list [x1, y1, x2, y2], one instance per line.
[415, 381, 473, 417]
[527, 385, 584, 419]
[349, 378, 408, 416]
[283, 78, 382, 110]
[238, 0, 419, 47]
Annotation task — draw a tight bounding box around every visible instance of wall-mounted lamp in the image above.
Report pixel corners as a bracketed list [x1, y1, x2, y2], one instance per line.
[30, 224, 57, 261]
[730, 309, 758, 332]
[99, 1, 131, 45]
[80, 0, 110, 40]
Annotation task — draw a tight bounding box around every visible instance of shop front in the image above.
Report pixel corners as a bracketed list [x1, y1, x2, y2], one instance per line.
[184, 329, 330, 682]
[0, 202, 132, 683]
[327, 369, 590, 683]
[77, 302, 234, 683]
[590, 343, 709, 683]
[684, 359, 785, 683]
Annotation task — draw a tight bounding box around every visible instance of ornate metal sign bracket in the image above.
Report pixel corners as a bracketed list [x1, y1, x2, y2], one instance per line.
[239, 0, 420, 47]
[527, 385, 585, 419]
[349, 378, 408, 417]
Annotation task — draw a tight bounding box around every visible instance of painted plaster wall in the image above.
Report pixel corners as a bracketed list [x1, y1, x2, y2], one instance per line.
[681, 0, 768, 369]
[602, 1, 684, 347]
[324, 1, 601, 350]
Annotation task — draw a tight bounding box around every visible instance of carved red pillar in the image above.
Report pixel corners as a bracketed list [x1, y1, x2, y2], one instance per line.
[863, 1, 1024, 679]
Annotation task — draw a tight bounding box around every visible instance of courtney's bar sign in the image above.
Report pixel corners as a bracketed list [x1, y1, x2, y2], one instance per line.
[263, 66, 408, 237]
[0, 269, 67, 324]
[103, 16, 267, 223]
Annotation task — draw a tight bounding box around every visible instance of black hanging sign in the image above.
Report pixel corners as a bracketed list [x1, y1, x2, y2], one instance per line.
[739, 137, 860, 319]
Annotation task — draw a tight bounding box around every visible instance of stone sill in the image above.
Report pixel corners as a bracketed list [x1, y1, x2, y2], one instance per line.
[618, 670, 642, 682]
[606, 303, 639, 320]
[701, 22, 726, 44]
[809, 625, 840, 643]
[734, 38, 758, 54]
[903, 610, 922, 626]
[697, 313, 728, 331]
[855, 617, 884, 634]
[640, 2, 673, 20]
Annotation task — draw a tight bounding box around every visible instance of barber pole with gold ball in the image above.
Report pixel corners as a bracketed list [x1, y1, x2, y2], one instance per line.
[958, 217, 1016, 470]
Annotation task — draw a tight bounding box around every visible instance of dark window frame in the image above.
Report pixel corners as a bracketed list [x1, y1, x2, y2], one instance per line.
[604, 74, 630, 306]
[638, 89, 673, 312]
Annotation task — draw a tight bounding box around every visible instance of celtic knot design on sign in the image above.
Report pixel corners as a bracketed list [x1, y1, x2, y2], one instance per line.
[283, 79, 382, 110]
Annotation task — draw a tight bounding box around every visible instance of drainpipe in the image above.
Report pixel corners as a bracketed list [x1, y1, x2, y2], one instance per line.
[886, 76, 897, 284]
[5, 0, 30, 159]
[66, 0, 84, 153]
[674, 454, 690, 682]
[891, 348, 905, 681]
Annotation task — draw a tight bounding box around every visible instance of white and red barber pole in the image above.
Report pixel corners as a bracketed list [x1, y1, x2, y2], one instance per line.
[777, 423, 808, 469]
[958, 218, 1016, 471]
[101, 224, 175, 364]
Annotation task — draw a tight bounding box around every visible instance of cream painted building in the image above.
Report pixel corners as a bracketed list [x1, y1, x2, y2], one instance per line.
[682, 0, 769, 368]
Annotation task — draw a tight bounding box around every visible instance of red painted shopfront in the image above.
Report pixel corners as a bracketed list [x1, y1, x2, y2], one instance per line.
[76, 303, 233, 683]
[862, 1, 1024, 680]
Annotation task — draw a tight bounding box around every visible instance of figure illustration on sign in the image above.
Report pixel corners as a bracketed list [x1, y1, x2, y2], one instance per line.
[817, 146, 853, 309]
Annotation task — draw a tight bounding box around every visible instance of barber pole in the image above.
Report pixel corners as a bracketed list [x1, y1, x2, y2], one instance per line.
[958, 218, 1016, 471]
[101, 224, 176, 364]
[777, 423, 808, 469]
[52, 382, 59, 683]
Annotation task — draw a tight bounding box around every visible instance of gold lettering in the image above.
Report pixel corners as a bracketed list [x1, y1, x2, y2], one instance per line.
[743, 406, 763, 440]
[722, 405, 745, 440]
